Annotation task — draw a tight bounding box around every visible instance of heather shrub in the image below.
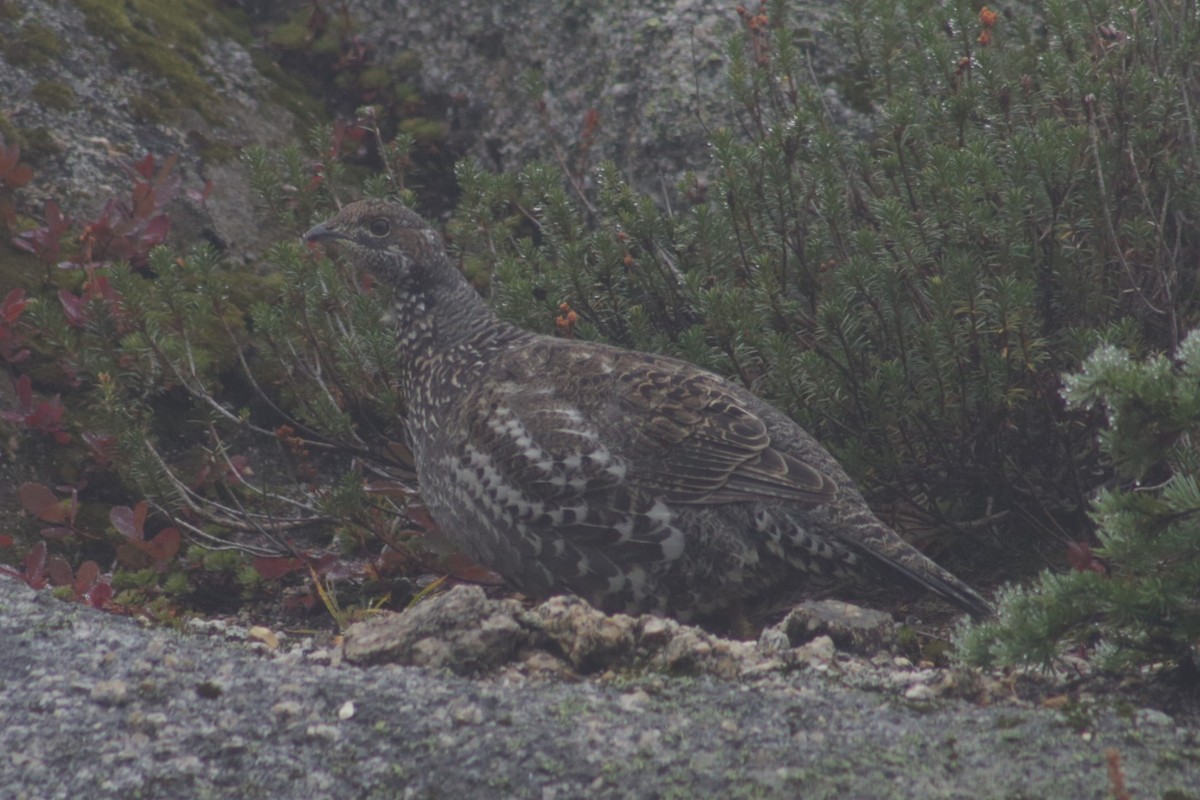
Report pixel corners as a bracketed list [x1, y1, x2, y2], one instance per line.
[957, 331, 1200, 673]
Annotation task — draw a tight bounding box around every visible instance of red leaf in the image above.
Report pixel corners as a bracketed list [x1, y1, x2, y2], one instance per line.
[134, 501, 149, 537]
[140, 214, 169, 248]
[0, 141, 19, 175]
[446, 553, 506, 585]
[75, 560, 101, 591]
[19, 482, 65, 523]
[39, 526, 74, 540]
[83, 432, 118, 466]
[5, 163, 32, 189]
[130, 181, 155, 221]
[132, 153, 156, 181]
[22, 541, 47, 589]
[44, 199, 70, 233]
[282, 591, 317, 611]
[26, 396, 65, 431]
[0, 534, 13, 548]
[308, 553, 339, 577]
[405, 503, 438, 532]
[92, 198, 120, 229]
[253, 555, 303, 580]
[85, 581, 113, 609]
[1066, 541, 1105, 574]
[1, 288, 26, 324]
[146, 527, 181, 563]
[58, 289, 87, 327]
[46, 556, 73, 587]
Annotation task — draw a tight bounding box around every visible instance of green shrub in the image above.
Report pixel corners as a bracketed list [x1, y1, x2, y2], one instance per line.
[455, 0, 1200, 564]
[957, 330, 1200, 673]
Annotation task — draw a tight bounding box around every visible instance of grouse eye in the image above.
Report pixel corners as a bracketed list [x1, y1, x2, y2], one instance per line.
[368, 218, 391, 237]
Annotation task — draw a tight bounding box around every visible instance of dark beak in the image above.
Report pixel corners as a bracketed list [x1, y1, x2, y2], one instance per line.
[303, 221, 345, 243]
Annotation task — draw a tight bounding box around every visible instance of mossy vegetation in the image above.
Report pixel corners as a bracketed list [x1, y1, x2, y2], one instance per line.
[3, 21, 65, 66]
[73, 0, 229, 123]
[258, 4, 456, 210]
[957, 332, 1200, 673]
[0, 112, 21, 150]
[30, 81, 76, 112]
[14, 125, 60, 161]
[399, 117, 448, 146]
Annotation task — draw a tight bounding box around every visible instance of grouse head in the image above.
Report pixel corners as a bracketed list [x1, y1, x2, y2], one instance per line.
[305, 199, 504, 350]
[304, 199, 449, 289]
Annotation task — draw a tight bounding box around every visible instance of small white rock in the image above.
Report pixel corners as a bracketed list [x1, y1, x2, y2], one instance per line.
[1134, 708, 1172, 727]
[306, 724, 340, 741]
[797, 635, 836, 667]
[904, 683, 935, 701]
[272, 700, 303, 718]
[90, 680, 128, 707]
[618, 689, 650, 713]
[248, 626, 279, 650]
[450, 702, 483, 725]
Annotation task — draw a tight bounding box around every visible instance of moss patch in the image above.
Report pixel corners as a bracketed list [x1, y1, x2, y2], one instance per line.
[31, 81, 76, 112]
[15, 125, 61, 160]
[247, 49, 326, 130]
[265, 14, 312, 52]
[4, 21, 66, 67]
[128, 89, 177, 125]
[196, 139, 237, 163]
[399, 117, 447, 145]
[0, 112, 21, 150]
[267, 5, 352, 57]
[73, 0, 232, 124]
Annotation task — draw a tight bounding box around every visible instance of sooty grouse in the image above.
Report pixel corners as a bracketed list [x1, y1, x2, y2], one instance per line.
[305, 199, 993, 623]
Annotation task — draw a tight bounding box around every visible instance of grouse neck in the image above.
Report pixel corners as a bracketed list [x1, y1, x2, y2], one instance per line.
[385, 255, 522, 359]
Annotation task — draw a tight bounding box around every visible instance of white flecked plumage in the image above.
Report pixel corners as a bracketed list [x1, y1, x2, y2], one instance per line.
[305, 199, 993, 623]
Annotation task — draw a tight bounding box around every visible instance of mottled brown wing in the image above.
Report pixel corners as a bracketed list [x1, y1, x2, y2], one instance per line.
[610, 358, 838, 506]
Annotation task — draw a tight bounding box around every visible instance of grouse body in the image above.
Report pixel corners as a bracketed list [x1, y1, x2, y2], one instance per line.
[305, 199, 993, 622]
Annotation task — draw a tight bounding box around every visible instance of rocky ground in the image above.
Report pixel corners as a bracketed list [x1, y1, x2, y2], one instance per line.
[3, 576, 1198, 800]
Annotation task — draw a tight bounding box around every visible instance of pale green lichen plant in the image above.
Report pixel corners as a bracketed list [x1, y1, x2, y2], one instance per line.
[956, 330, 1200, 675]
